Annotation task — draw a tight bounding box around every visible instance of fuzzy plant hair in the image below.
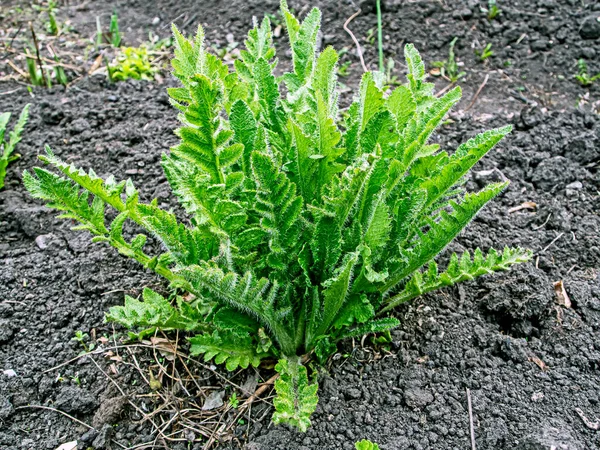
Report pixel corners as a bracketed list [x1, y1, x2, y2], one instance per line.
[24, 0, 531, 431]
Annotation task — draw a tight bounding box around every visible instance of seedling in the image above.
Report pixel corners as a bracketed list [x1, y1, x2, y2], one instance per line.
[476, 43, 494, 61]
[25, 0, 530, 432]
[384, 57, 401, 88]
[432, 37, 466, 83]
[229, 392, 239, 408]
[109, 12, 122, 47]
[96, 11, 122, 48]
[338, 60, 351, 77]
[109, 46, 159, 81]
[487, 0, 501, 20]
[0, 104, 30, 189]
[356, 440, 380, 450]
[575, 59, 600, 86]
[365, 28, 376, 46]
[46, 0, 59, 35]
[72, 330, 94, 352]
[25, 52, 46, 86]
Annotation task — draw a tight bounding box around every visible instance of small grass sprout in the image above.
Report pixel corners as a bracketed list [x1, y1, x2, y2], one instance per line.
[476, 43, 494, 61]
[487, 0, 501, 20]
[432, 37, 466, 83]
[575, 59, 600, 86]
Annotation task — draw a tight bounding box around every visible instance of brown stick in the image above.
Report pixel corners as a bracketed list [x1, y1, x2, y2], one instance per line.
[343, 10, 368, 73]
[29, 22, 47, 86]
[465, 73, 490, 112]
[466, 388, 476, 450]
[16, 404, 95, 430]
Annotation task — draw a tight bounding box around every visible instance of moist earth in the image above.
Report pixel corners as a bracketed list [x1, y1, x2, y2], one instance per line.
[1, 0, 599, 449]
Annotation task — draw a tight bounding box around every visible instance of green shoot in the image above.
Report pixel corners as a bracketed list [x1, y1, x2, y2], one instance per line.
[575, 59, 600, 86]
[487, 0, 501, 20]
[356, 440, 380, 450]
[229, 392, 239, 408]
[476, 43, 494, 61]
[72, 330, 94, 353]
[47, 0, 59, 35]
[432, 37, 466, 83]
[0, 104, 30, 189]
[376, 0, 384, 72]
[109, 46, 159, 81]
[110, 11, 122, 47]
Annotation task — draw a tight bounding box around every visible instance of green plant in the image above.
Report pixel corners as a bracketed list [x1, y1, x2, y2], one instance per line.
[109, 11, 122, 47]
[229, 392, 239, 408]
[575, 59, 600, 86]
[96, 11, 122, 48]
[109, 45, 159, 81]
[476, 43, 494, 61]
[432, 37, 466, 83]
[0, 104, 30, 190]
[338, 60, 351, 77]
[46, 0, 59, 35]
[24, 1, 530, 432]
[356, 440, 380, 450]
[487, 0, 501, 20]
[376, 0, 384, 72]
[73, 330, 94, 352]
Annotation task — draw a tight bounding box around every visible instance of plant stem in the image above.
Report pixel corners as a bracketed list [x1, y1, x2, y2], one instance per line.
[376, 0, 384, 72]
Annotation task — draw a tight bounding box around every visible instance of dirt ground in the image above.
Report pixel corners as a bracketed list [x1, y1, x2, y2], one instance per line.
[1, 0, 599, 449]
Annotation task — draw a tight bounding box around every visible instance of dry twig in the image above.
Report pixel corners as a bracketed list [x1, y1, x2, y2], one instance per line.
[343, 10, 368, 73]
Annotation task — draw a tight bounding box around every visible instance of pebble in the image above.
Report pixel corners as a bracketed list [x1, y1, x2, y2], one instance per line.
[452, 8, 472, 19]
[579, 15, 600, 40]
[404, 383, 434, 408]
[2, 369, 17, 377]
[35, 234, 52, 249]
[152, 16, 160, 25]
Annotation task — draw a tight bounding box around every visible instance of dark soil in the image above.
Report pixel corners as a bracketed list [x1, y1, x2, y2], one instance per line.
[1, 0, 599, 449]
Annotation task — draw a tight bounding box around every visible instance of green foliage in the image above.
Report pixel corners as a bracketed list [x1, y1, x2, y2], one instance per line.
[272, 358, 319, 432]
[109, 46, 159, 81]
[24, 1, 529, 431]
[0, 104, 30, 189]
[106, 287, 209, 338]
[487, 0, 501, 20]
[109, 12, 122, 47]
[432, 37, 466, 83]
[46, 0, 59, 35]
[356, 440, 381, 450]
[575, 59, 600, 86]
[96, 11, 122, 48]
[476, 43, 494, 61]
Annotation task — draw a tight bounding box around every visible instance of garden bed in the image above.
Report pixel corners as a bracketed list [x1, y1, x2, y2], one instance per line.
[1, 0, 599, 449]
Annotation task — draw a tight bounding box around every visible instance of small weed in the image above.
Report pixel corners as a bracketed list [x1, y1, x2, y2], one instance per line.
[46, 0, 59, 35]
[229, 392, 239, 409]
[383, 57, 401, 88]
[0, 104, 30, 189]
[109, 11, 122, 47]
[365, 27, 376, 46]
[487, 0, 501, 20]
[476, 43, 494, 61]
[356, 440, 380, 450]
[109, 46, 159, 81]
[432, 37, 466, 83]
[73, 330, 94, 353]
[575, 59, 600, 86]
[338, 60, 351, 77]
[96, 11, 122, 48]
